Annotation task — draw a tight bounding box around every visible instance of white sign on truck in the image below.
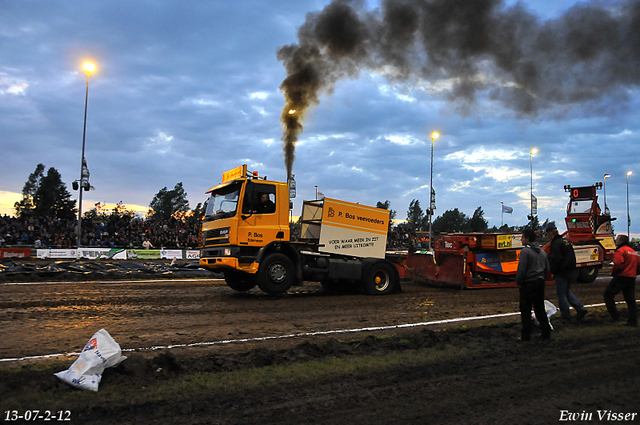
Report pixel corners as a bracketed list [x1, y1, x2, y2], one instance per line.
[316, 198, 389, 259]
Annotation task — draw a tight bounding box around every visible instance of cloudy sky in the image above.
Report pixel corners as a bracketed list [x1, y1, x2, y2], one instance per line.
[1, 0, 638, 237]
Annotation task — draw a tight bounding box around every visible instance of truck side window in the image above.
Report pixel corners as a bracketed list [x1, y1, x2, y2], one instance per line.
[243, 183, 276, 214]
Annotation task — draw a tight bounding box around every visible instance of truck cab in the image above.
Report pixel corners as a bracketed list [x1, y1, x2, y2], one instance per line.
[200, 165, 289, 278]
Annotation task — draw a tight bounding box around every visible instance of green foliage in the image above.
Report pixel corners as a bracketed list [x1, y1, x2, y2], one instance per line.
[376, 200, 397, 231]
[432, 208, 468, 234]
[148, 182, 190, 222]
[499, 224, 513, 232]
[84, 201, 135, 226]
[14, 164, 76, 220]
[186, 202, 205, 227]
[406, 199, 424, 230]
[468, 207, 488, 232]
[527, 215, 540, 231]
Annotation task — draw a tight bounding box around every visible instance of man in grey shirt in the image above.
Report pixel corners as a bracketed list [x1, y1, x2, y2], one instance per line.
[516, 228, 552, 341]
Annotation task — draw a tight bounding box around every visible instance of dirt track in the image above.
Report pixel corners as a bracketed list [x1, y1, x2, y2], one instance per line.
[1, 270, 640, 424]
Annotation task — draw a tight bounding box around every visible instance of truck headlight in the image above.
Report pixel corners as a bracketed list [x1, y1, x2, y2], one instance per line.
[224, 248, 231, 256]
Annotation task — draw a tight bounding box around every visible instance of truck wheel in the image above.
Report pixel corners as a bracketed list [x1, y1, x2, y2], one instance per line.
[364, 262, 396, 295]
[257, 253, 294, 295]
[578, 266, 598, 283]
[224, 270, 256, 291]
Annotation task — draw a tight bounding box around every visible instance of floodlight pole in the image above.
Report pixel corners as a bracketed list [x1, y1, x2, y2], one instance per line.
[76, 65, 93, 248]
[428, 132, 439, 251]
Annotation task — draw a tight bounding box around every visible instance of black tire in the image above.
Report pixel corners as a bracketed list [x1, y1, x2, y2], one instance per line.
[223, 270, 256, 291]
[578, 266, 598, 283]
[363, 262, 396, 295]
[256, 253, 294, 295]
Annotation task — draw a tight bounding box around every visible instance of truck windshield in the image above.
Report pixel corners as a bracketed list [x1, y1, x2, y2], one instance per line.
[204, 182, 241, 221]
[569, 200, 596, 214]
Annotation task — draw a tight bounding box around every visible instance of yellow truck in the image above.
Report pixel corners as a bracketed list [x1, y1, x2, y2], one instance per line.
[199, 165, 400, 295]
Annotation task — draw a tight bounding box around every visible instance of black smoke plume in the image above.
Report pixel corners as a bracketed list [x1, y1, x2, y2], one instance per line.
[278, 0, 640, 176]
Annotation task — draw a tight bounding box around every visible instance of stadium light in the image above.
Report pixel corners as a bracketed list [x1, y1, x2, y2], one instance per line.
[76, 62, 96, 248]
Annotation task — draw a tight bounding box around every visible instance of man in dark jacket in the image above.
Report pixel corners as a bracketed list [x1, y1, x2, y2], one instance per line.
[516, 228, 552, 341]
[603, 234, 639, 327]
[546, 225, 587, 322]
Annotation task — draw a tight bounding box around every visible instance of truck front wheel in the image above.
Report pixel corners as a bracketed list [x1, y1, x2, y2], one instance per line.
[224, 270, 256, 292]
[257, 253, 294, 295]
[363, 262, 396, 295]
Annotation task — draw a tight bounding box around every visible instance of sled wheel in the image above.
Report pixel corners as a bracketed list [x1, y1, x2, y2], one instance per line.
[224, 270, 256, 291]
[257, 253, 294, 295]
[578, 266, 598, 283]
[364, 262, 396, 295]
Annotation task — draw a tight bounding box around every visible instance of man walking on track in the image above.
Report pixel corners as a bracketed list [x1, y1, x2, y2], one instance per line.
[546, 224, 588, 322]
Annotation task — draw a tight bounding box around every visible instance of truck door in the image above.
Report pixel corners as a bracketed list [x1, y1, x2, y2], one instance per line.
[239, 182, 277, 246]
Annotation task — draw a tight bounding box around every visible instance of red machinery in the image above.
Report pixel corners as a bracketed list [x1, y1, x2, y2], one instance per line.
[397, 183, 614, 289]
[399, 233, 530, 289]
[560, 183, 616, 282]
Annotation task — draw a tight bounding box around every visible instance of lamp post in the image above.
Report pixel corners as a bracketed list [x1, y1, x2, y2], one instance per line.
[529, 148, 538, 229]
[76, 62, 95, 248]
[603, 173, 611, 215]
[627, 171, 633, 236]
[428, 131, 439, 251]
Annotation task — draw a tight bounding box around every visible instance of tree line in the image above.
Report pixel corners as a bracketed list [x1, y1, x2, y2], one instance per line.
[377, 198, 554, 235]
[13, 164, 203, 223]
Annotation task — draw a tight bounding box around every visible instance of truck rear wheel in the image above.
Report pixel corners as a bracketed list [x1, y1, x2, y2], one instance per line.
[224, 270, 256, 291]
[257, 253, 294, 295]
[363, 262, 396, 295]
[578, 266, 598, 283]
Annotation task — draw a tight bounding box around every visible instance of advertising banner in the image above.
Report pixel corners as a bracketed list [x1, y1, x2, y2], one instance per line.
[0, 248, 31, 259]
[160, 249, 183, 259]
[126, 249, 162, 260]
[37, 249, 78, 259]
[77, 248, 127, 260]
[185, 250, 201, 260]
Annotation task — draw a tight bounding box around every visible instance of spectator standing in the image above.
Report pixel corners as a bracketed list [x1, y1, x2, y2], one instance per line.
[142, 238, 154, 250]
[603, 234, 640, 327]
[546, 225, 588, 322]
[516, 228, 552, 341]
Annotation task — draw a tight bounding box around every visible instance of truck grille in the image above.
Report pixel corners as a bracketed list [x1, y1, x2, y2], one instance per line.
[205, 238, 229, 245]
[204, 228, 228, 239]
[203, 227, 230, 246]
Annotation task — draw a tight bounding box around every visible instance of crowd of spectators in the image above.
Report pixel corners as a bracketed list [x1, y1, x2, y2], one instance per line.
[0, 214, 201, 249]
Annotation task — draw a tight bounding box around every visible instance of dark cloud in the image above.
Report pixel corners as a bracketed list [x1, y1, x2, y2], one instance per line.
[278, 0, 640, 174]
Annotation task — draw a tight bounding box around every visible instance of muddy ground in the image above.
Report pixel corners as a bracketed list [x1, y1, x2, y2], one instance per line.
[1, 263, 639, 424]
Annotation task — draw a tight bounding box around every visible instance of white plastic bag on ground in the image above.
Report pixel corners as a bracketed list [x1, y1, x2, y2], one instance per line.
[532, 300, 558, 331]
[55, 329, 127, 391]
